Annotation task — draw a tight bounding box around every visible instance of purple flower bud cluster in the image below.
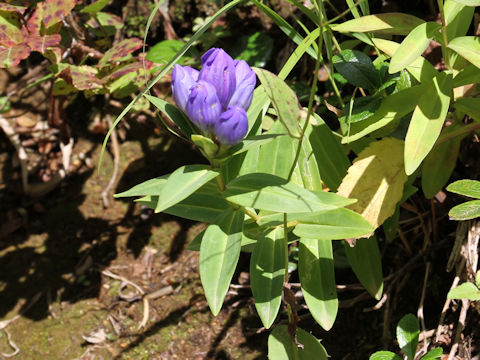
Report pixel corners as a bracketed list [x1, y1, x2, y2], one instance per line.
[171, 48, 256, 145]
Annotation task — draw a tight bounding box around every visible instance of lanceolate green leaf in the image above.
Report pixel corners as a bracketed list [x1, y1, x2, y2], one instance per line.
[445, 1, 475, 41]
[447, 179, 480, 198]
[254, 68, 301, 138]
[344, 236, 383, 300]
[389, 22, 441, 74]
[114, 175, 169, 197]
[448, 36, 480, 69]
[332, 13, 425, 35]
[135, 181, 230, 223]
[396, 314, 420, 360]
[291, 122, 323, 191]
[154, 165, 219, 213]
[451, 0, 480, 5]
[224, 173, 349, 213]
[257, 121, 296, 179]
[421, 348, 443, 359]
[342, 84, 425, 143]
[199, 209, 243, 315]
[372, 38, 437, 82]
[268, 325, 328, 360]
[299, 238, 337, 330]
[293, 208, 374, 240]
[250, 227, 286, 329]
[309, 114, 350, 191]
[454, 97, 480, 121]
[422, 125, 462, 199]
[404, 72, 452, 175]
[448, 200, 480, 220]
[453, 64, 480, 87]
[369, 351, 402, 360]
[447, 282, 480, 300]
[144, 94, 196, 138]
[333, 49, 379, 90]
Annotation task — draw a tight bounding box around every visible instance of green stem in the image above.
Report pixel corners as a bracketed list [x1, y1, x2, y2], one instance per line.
[436, 121, 480, 146]
[437, 0, 451, 70]
[287, 2, 325, 180]
[283, 214, 289, 283]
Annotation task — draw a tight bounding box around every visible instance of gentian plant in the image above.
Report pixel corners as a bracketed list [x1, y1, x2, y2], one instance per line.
[115, 46, 376, 357]
[171, 48, 254, 147]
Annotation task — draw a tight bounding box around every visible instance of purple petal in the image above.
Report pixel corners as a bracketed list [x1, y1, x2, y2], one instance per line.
[186, 80, 222, 133]
[198, 48, 236, 109]
[214, 106, 248, 145]
[228, 60, 256, 110]
[171, 64, 199, 113]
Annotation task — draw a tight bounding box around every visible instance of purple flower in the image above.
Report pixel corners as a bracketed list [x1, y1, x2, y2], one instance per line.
[171, 48, 256, 147]
[198, 48, 236, 109]
[228, 60, 256, 110]
[186, 80, 222, 133]
[215, 106, 248, 145]
[171, 64, 199, 113]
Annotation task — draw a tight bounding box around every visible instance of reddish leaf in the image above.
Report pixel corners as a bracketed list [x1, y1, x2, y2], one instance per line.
[98, 38, 144, 67]
[0, 4, 27, 14]
[0, 11, 24, 46]
[26, 34, 61, 53]
[103, 60, 153, 83]
[40, 0, 77, 28]
[0, 44, 31, 67]
[27, 0, 76, 33]
[58, 65, 103, 90]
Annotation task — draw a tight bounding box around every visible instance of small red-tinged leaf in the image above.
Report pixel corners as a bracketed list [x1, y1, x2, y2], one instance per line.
[26, 34, 61, 53]
[98, 38, 144, 67]
[0, 44, 31, 67]
[0, 4, 27, 14]
[0, 11, 24, 46]
[103, 60, 153, 83]
[40, 0, 77, 28]
[59, 65, 103, 90]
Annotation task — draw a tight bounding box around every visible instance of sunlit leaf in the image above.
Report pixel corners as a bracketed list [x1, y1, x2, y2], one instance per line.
[254, 68, 301, 137]
[447, 282, 480, 300]
[332, 13, 424, 35]
[250, 227, 285, 328]
[199, 209, 243, 315]
[396, 314, 419, 360]
[449, 200, 480, 220]
[389, 22, 441, 74]
[268, 325, 328, 360]
[372, 38, 437, 82]
[448, 36, 480, 69]
[337, 138, 407, 230]
[299, 238, 337, 330]
[153, 165, 219, 213]
[404, 72, 452, 175]
[447, 179, 480, 198]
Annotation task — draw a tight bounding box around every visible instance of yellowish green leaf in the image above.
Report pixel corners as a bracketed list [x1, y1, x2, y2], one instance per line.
[337, 138, 408, 231]
[404, 72, 452, 175]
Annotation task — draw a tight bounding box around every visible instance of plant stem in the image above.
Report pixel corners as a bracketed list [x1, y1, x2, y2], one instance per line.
[437, 0, 451, 70]
[283, 214, 289, 283]
[436, 121, 480, 145]
[287, 3, 325, 181]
